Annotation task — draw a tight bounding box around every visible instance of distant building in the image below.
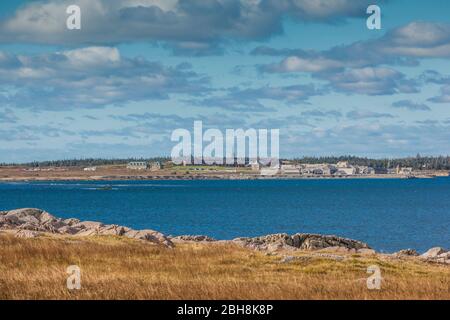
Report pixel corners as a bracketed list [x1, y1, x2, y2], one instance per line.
[336, 161, 349, 168]
[398, 167, 413, 175]
[83, 167, 97, 172]
[149, 162, 161, 171]
[322, 164, 337, 175]
[374, 167, 388, 174]
[300, 164, 336, 176]
[388, 168, 398, 174]
[163, 160, 174, 168]
[281, 164, 300, 174]
[126, 161, 148, 170]
[250, 161, 260, 171]
[334, 167, 356, 176]
[356, 166, 374, 175]
[260, 167, 279, 176]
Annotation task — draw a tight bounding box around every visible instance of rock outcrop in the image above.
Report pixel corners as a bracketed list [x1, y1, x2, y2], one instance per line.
[420, 247, 450, 264]
[420, 247, 447, 259]
[0, 208, 173, 247]
[233, 233, 371, 251]
[393, 249, 419, 257]
[2, 208, 448, 265]
[171, 235, 217, 242]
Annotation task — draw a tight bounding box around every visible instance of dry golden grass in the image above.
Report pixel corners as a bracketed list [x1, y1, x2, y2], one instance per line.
[0, 234, 448, 300]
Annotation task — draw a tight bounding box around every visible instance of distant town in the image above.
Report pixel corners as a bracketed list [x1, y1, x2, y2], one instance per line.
[1, 155, 449, 181]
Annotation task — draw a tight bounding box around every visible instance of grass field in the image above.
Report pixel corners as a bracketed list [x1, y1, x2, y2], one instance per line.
[0, 234, 448, 300]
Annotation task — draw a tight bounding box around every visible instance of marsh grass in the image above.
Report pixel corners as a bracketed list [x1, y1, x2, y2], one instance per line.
[0, 234, 448, 300]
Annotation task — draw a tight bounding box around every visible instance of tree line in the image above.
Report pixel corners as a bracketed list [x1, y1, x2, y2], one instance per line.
[292, 155, 450, 170]
[1, 155, 450, 170]
[0, 157, 170, 168]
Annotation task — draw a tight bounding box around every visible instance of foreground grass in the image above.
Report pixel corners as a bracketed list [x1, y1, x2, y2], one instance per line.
[0, 234, 448, 299]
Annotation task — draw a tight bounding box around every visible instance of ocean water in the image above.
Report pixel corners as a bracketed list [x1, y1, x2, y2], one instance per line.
[0, 178, 449, 253]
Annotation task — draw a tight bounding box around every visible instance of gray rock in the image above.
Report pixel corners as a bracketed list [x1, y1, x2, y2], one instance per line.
[267, 243, 290, 252]
[0, 208, 173, 247]
[72, 221, 104, 230]
[63, 218, 81, 226]
[437, 252, 450, 259]
[97, 225, 127, 236]
[57, 225, 80, 235]
[234, 233, 370, 251]
[394, 249, 419, 257]
[124, 229, 173, 247]
[421, 247, 447, 259]
[39, 211, 58, 225]
[1, 208, 55, 232]
[172, 235, 217, 242]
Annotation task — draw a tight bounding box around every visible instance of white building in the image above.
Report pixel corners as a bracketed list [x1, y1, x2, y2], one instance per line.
[356, 166, 375, 175]
[250, 161, 260, 171]
[335, 167, 356, 175]
[280, 164, 300, 174]
[398, 167, 413, 175]
[83, 167, 97, 172]
[149, 162, 161, 171]
[260, 167, 279, 176]
[127, 161, 148, 170]
[300, 164, 336, 175]
[336, 161, 349, 168]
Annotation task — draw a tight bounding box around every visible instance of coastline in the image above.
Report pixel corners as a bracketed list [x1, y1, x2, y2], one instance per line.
[1, 208, 449, 299]
[2, 199, 448, 300]
[0, 173, 443, 182]
[1, 165, 447, 182]
[1, 208, 449, 257]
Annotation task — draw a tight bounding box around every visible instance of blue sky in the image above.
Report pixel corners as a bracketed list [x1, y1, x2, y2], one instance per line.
[0, 0, 449, 162]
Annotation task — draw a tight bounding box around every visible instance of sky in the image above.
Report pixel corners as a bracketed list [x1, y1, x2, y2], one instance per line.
[0, 0, 450, 162]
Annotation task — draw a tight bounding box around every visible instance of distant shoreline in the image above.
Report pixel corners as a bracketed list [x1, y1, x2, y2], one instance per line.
[0, 174, 445, 182]
[0, 164, 447, 182]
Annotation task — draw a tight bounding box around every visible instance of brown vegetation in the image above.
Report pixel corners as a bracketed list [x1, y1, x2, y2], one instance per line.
[0, 234, 448, 300]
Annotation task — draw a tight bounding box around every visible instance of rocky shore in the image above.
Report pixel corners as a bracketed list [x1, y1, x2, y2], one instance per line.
[0, 208, 173, 247]
[1, 208, 449, 265]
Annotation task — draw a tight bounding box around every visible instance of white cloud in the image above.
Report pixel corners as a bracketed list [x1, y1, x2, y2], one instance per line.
[392, 100, 431, 111]
[0, 0, 380, 54]
[321, 67, 418, 95]
[428, 85, 450, 103]
[382, 22, 450, 57]
[0, 47, 209, 109]
[346, 110, 394, 120]
[270, 56, 344, 73]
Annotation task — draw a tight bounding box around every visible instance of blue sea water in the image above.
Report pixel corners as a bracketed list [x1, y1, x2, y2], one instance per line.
[0, 178, 449, 253]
